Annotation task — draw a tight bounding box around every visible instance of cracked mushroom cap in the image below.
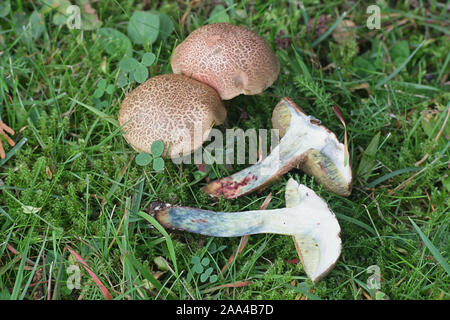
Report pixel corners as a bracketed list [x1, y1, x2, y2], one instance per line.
[118, 74, 226, 158]
[171, 23, 280, 100]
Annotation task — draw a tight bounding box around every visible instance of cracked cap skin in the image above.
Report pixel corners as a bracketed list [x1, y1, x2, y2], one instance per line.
[118, 74, 226, 158]
[171, 23, 280, 100]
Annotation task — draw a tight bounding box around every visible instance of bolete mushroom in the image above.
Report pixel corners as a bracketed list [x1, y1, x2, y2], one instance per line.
[118, 74, 226, 158]
[0, 120, 15, 159]
[171, 23, 280, 100]
[152, 178, 342, 282]
[202, 97, 352, 198]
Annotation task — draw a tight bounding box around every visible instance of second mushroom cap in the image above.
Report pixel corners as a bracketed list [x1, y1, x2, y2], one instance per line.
[171, 23, 280, 100]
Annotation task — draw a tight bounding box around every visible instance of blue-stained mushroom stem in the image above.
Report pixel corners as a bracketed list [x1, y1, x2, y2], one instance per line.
[154, 179, 342, 282]
[202, 97, 352, 199]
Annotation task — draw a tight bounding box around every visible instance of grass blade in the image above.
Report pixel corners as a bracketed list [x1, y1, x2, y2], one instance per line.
[125, 253, 178, 299]
[19, 233, 47, 299]
[69, 97, 119, 127]
[367, 167, 422, 188]
[336, 213, 377, 236]
[138, 211, 179, 276]
[0, 137, 27, 167]
[311, 12, 347, 48]
[357, 132, 381, 181]
[437, 51, 450, 83]
[10, 238, 30, 299]
[376, 40, 425, 88]
[0, 206, 13, 222]
[311, 1, 358, 48]
[408, 217, 450, 276]
[283, 283, 322, 300]
[66, 246, 113, 300]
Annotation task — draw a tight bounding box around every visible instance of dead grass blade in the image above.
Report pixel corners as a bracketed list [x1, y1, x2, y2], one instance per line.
[66, 246, 113, 300]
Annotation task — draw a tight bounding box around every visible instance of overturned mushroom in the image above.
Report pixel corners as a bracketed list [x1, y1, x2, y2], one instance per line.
[118, 74, 226, 158]
[0, 121, 15, 159]
[202, 97, 352, 198]
[171, 23, 280, 100]
[153, 178, 342, 282]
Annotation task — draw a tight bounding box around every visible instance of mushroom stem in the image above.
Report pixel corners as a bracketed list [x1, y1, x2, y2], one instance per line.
[0, 121, 15, 159]
[153, 178, 341, 282]
[202, 97, 352, 198]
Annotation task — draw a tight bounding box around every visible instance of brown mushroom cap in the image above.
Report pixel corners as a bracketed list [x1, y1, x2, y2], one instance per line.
[118, 74, 226, 158]
[171, 23, 280, 100]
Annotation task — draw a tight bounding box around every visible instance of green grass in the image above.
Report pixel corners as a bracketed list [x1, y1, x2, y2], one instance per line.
[0, 0, 449, 300]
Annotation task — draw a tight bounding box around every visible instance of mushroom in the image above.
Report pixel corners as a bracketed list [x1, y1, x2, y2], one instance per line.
[152, 178, 342, 282]
[171, 23, 280, 100]
[118, 74, 226, 158]
[202, 97, 352, 198]
[0, 121, 15, 159]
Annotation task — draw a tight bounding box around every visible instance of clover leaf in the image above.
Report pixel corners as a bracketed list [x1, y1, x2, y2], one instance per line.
[135, 140, 165, 172]
[118, 52, 156, 86]
[191, 255, 217, 283]
[127, 11, 160, 46]
[135, 152, 153, 166]
[141, 52, 156, 67]
[93, 78, 107, 98]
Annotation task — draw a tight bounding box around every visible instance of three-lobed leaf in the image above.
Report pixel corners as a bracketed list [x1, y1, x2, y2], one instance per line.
[134, 141, 165, 171]
[93, 79, 107, 98]
[200, 267, 213, 282]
